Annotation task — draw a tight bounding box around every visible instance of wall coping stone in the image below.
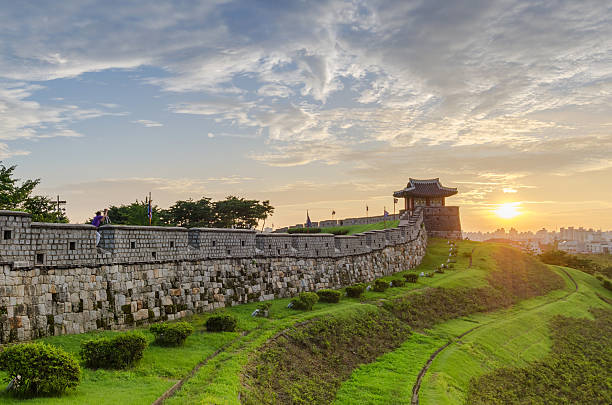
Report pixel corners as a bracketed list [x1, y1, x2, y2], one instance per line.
[0, 210, 31, 217]
[190, 227, 256, 233]
[99, 224, 188, 232]
[31, 222, 96, 230]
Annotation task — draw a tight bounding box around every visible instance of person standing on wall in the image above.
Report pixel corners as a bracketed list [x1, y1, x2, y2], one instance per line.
[91, 210, 107, 246]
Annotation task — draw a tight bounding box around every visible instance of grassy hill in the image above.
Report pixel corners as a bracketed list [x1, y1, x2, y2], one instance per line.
[322, 220, 400, 235]
[289, 220, 400, 235]
[0, 239, 609, 405]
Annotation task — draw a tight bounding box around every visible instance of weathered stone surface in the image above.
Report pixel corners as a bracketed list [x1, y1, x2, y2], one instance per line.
[0, 209, 428, 342]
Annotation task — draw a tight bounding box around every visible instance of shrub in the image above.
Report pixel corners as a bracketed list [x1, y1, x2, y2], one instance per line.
[345, 283, 366, 298]
[328, 229, 349, 235]
[435, 268, 445, 274]
[448, 263, 455, 269]
[291, 292, 319, 310]
[149, 322, 194, 346]
[317, 289, 342, 303]
[603, 279, 612, 291]
[403, 273, 418, 283]
[373, 279, 389, 292]
[391, 278, 405, 287]
[206, 313, 238, 332]
[0, 342, 80, 397]
[80, 332, 147, 369]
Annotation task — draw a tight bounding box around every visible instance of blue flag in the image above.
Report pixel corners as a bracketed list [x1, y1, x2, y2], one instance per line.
[306, 210, 312, 228]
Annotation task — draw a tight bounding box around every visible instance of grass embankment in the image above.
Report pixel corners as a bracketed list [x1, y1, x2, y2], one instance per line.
[242, 242, 568, 404]
[322, 220, 400, 235]
[335, 264, 611, 405]
[0, 238, 473, 405]
[468, 307, 612, 404]
[242, 306, 410, 404]
[420, 267, 612, 405]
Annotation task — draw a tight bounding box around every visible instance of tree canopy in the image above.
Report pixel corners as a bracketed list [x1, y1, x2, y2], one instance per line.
[106, 201, 163, 226]
[107, 196, 274, 229]
[0, 162, 67, 223]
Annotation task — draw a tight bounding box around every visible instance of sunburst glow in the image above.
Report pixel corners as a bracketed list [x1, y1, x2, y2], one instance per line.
[495, 202, 521, 219]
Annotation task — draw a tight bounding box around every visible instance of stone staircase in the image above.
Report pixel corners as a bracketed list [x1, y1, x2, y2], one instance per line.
[399, 206, 422, 226]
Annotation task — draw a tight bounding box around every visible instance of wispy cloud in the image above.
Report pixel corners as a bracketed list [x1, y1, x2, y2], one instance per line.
[132, 119, 163, 127]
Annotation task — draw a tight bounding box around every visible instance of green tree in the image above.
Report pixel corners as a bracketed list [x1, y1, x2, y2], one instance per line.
[213, 196, 274, 229]
[22, 196, 68, 223]
[106, 201, 163, 226]
[159, 197, 215, 228]
[0, 162, 67, 222]
[0, 163, 39, 209]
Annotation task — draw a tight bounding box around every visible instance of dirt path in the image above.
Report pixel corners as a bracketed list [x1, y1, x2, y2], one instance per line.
[409, 267, 578, 405]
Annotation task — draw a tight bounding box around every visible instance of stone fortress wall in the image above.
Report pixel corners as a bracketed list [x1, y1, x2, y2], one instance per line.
[420, 206, 462, 239]
[0, 209, 427, 343]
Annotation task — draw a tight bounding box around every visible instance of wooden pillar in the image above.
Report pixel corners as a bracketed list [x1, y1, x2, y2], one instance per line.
[442, 198, 445, 207]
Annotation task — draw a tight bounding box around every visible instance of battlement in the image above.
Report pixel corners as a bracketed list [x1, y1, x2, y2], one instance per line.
[0, 209, 425, 269]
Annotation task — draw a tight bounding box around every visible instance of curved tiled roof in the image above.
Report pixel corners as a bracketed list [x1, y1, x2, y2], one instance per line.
[393, 178, 458, 198]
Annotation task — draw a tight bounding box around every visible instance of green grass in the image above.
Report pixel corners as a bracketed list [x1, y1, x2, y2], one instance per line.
[332, 264, 611, 405]
[421, 266, 611, 405]
[322, 220, 400, 235]
[467, 307, 612, 404]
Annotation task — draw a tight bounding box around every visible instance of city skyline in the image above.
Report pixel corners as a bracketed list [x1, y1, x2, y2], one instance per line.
[0, 1, 611, 230]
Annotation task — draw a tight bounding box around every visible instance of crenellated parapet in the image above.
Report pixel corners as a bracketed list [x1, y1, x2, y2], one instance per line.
[0, 209, 426, 269]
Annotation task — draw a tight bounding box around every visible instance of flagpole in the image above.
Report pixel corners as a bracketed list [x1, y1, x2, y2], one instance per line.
[384, 206, 387, 229]
[148, 192, 152, 225]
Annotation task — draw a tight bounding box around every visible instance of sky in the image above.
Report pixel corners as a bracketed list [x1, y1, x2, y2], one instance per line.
[0, 0, 611, 232]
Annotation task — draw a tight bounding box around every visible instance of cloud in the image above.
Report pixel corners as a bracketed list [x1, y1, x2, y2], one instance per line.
[0, 81, 112, 141]
[1, 0, 611, 229]
[132, 119, 163, 127]
[0, 143, 30, 158]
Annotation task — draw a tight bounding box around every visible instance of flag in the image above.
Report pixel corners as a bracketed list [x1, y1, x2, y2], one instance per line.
[366, 205, 369, 212]
[394, 198, 398, 204]
[384, 208, 389, 218]
[332, 210, 336, 216]
[306, 210, 312, 228]
[147, 195, 152, 224]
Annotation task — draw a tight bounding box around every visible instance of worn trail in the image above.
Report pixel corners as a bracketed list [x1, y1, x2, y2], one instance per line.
[151, 332, 247, 405]
[409, 267, 578, 405]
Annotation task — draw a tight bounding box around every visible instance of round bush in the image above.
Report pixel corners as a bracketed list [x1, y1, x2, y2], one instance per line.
[403, 273, 419, 283]
[345, 283, 366, 298]
[391, 278, 405, 288]
[373, 279, 389, 292]
[80, 332, 147, 369]
[290, 292, 319, 310]
[150, 322, 194, 346]
[316, 289, 342, 303]
[206, 314, 237, 332]
[0, 342, 80, 397]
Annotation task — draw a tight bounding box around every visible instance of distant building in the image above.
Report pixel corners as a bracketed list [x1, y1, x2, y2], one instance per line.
[393, 178, 462, 239]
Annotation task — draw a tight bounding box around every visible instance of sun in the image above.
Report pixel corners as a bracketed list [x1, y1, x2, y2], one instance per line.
[495, 202, 521, 219]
